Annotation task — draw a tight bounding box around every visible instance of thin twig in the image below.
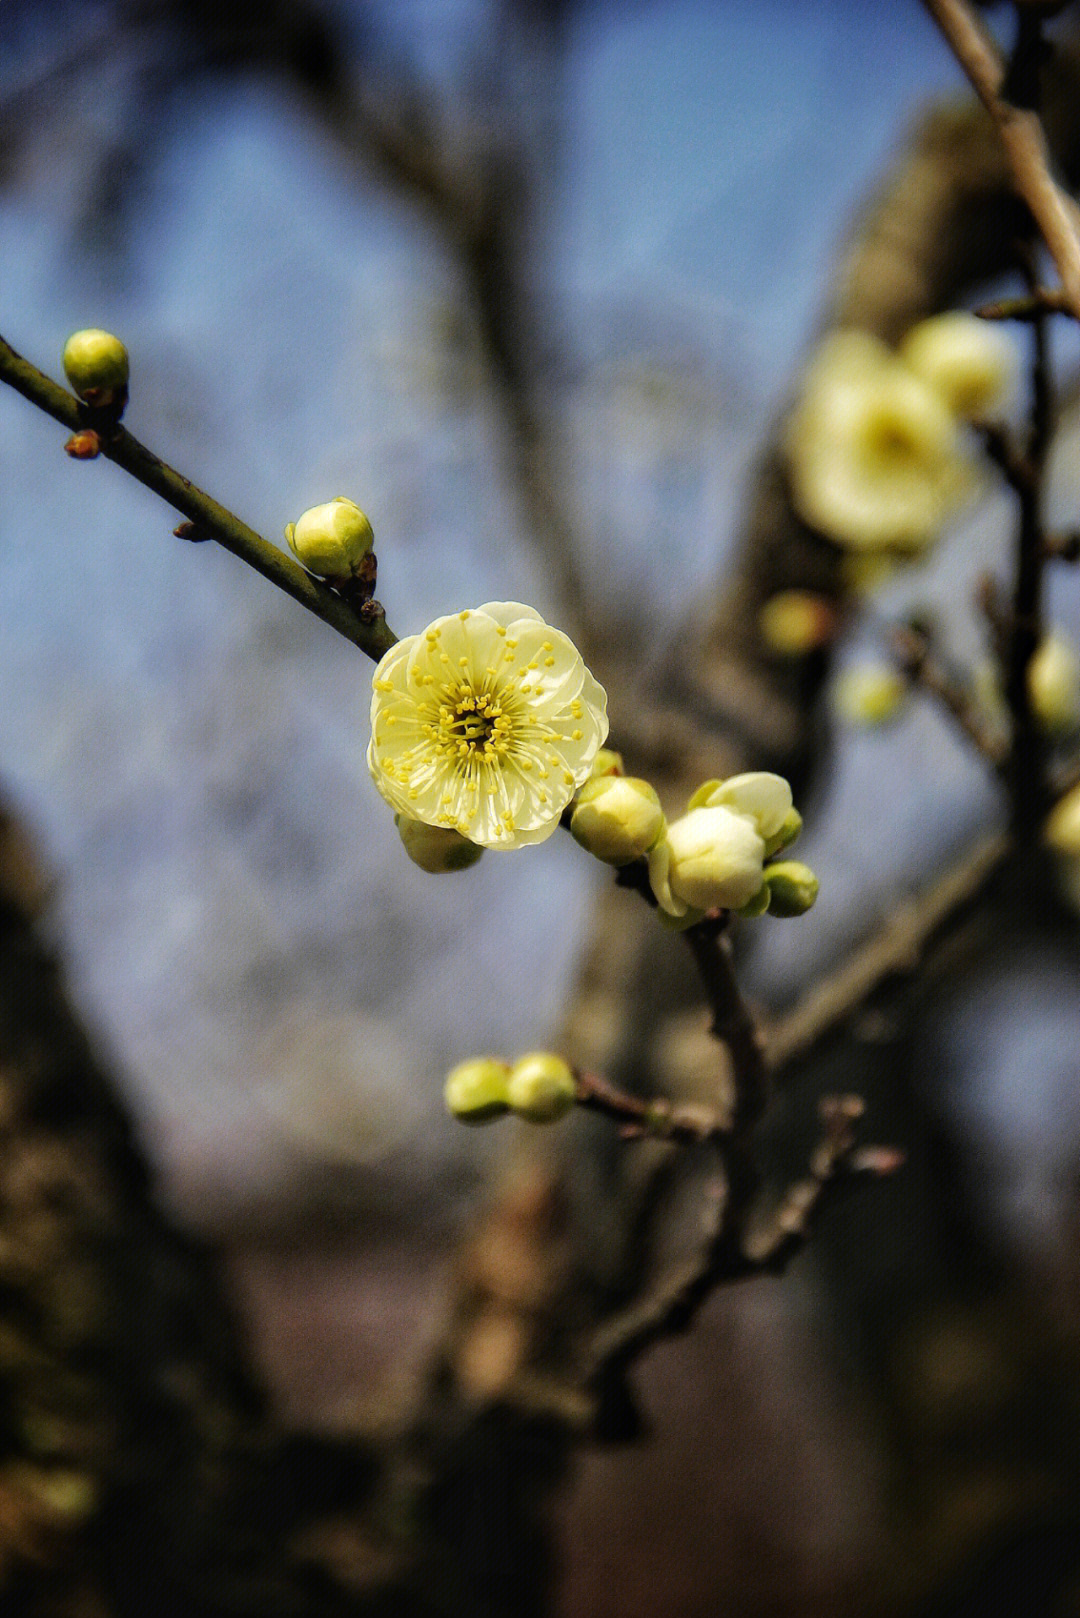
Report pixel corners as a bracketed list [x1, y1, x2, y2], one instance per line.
[892, 623, 1009, 770]
[574, 1070, 727, 1143]
[1006, 266, 1054, 838]
[0, 333, 397, 661]
[976, 288, 1074, 321]
[765, 831, 1010, 1073]
[921, 0, 1080, 321]
[682, 921, 769, 1136]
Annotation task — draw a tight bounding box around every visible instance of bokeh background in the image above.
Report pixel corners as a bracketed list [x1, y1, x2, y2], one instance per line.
[4, 3, 1080, 1615]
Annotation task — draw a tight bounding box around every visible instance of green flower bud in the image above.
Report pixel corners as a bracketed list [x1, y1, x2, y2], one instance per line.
[570, 776, 665, 865]
[62, 328, 129, 405]
[285, 497, 374, 579]
[764, 806, 803, 857]
[395, 814, 483, 873]
[588, 748, 624, 780]
[506, 1052, 577, 1123]
[444, 1057, 511, 1124]
[763, 860, 819, 917]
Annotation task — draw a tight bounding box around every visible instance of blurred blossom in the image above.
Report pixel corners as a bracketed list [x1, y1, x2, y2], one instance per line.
[785, 330, 971, 553]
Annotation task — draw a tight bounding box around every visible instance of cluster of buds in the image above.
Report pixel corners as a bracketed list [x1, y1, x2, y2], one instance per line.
[444, 1052, 576, 1125]
[568, 753, 817, 927]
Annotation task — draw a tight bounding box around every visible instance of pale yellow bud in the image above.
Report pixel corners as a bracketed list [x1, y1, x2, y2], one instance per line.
[444, 1058, 511, 1124]
[736, 882, 771, 918]
[651, 807, 766, 917]
[759, 591, 837, 656]
[285, 497, 374, 579]
[833, 663, 909, 727]
[900, 313, 1017, 423]
[1045, 783, 1080, 856]
[570, 776, 665, 865]
[764, 860, 819, 917]
[395, 814, 483, 873]
[1028, 634, 1080, 737]
[62, 328, 129, 405]
[506, 1053, 577, 1123]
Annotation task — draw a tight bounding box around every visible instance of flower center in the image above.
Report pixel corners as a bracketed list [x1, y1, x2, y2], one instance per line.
[437, 687, 513, 761]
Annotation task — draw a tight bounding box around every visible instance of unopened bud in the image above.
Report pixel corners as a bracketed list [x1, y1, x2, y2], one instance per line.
[62, 328, 129, 406]
[506, 1052, 577, 1123]
[285, 497, 374, 579]
[1045, 783, 1080, 857]
[763, 860, 819, 917]
[764, 806, 803, 857]
[1028, 634, 1080, 737]
[651, 808, 765, 917]
[759, 591, 837, 656]
[570, 776, 665, 865]
[395, 814, 483, 873]
[444, 1057, 511, 1124]
[833, 663, 908, 727]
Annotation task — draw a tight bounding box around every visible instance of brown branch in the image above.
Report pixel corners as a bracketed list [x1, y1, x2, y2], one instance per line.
[765, 830, 1010, 1073]
[921, 0, 1080, 319]
[891, 623, 1009, 769]
[0, 334, 397, 661]
[574, 1069, 726, 1143]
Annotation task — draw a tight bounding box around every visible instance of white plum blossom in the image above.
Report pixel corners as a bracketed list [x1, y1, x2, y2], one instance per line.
[368, 602, 608, 849]
[785, 330, 971, 553]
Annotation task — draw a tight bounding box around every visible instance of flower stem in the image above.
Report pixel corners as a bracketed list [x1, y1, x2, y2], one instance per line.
[0, 333, 397, 661]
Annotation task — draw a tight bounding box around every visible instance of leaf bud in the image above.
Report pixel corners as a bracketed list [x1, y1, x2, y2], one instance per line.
[285, 497, 374, 579]
[763, 860, 820, 917]
[62, 328, 129, 406]
[444, 1057, 511, 1124]
[395, 814, 483, 873]
[506, 1052, 577, 1123]
[570, 776, 665, 865]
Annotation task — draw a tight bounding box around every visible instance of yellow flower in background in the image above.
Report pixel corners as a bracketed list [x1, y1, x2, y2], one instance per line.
[369, 602, 608, 849]
[785, 330, 971, 553]
[899, 313, 1017, 423]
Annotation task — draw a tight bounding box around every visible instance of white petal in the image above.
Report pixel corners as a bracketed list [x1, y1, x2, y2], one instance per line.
[475, 601, 545, 628]
[707, 773, 792, 838]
